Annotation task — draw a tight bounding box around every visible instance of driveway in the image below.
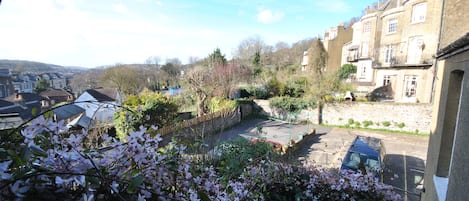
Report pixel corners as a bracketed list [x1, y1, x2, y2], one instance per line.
[214, 118, 429, 201]
[293, 127, 429, 201]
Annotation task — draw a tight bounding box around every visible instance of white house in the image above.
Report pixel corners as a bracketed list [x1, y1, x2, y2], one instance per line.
[74, 88, 122, 127]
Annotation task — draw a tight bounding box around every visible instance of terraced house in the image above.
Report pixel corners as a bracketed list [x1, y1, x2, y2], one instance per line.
[340, 0, 441, 103]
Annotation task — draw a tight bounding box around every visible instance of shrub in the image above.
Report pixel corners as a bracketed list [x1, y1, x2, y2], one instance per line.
[354, 121, 361, 128]
[397, 122, 406, 129]
[348, 118, 355, 125]
[362, 120, 373, 128]
[284, 77, 307, 98]
[382, 121, 391, 127]
[0, 117, 401, 201]
[208, 97, 237, 113]
[244, 86, 268, 99]
[269, 96, 309, 112]
[114, 91, 179, 140]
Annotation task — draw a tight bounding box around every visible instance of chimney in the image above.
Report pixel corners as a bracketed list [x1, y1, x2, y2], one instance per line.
[14, 93, 24, 104]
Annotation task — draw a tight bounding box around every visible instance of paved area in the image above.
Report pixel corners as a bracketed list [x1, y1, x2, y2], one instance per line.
[214, 118, 429, 201]
[204, 118, 316, 147]
[293, 128, 428, 201]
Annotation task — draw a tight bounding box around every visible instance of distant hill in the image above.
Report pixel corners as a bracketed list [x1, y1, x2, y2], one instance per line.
[0, 60, 87, 73]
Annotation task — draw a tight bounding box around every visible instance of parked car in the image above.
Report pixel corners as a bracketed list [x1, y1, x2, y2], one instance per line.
[340, 136, 386, 181]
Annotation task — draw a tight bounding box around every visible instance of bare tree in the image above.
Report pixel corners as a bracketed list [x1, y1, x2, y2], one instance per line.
[101, 64, 145, 95]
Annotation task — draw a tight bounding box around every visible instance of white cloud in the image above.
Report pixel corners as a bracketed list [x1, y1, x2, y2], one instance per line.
[256, 7, 284, 24]
[315, 0, 350, 13]
[113, 3, 128, 13]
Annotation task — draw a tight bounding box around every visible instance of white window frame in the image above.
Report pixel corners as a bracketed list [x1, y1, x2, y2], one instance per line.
[361, 41, 369, 57]
[363, 21, 371, 33]
[411, 2, 427, 24]
[383, 75, 391, 86]
[384, 45, 395, 64]
[404, 75, 417, 97]
[387, 18, 398, 34]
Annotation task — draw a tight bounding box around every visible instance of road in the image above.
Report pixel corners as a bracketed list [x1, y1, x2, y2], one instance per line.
[213, 118, 429, 201]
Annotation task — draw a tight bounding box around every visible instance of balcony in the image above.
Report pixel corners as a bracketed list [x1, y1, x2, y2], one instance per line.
[347, 55, 359, 62]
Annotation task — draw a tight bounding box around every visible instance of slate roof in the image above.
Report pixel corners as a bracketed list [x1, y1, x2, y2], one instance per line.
[40, 89, 74, 103]
[85, 88, 118, 102]
[52, 104, 85, 120]
[0, 99, 14, 107]
[4, 93, 45, 103]
[0, 113, 23, 130]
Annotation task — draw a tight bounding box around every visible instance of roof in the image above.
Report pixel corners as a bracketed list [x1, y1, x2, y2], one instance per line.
[0, 99, 14, 107]
[4, 93, 45, 102]
[85, 88, 118, 102]
[52, 104, 85, 120]
[437, 32, 469, 59]
[40, 89, 73, 98]
[0, 113, 24, 130]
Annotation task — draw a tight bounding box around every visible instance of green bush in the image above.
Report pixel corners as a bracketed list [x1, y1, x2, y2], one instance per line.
[114, 91, 179, 140]
[348, 118, 355, 124]
[265, 77, 285, 97]
[397, 122, 406, 128]
[208, 97, 237, 113]
[362, 120, 373, 128]
[284, 77, 306, 98]
[213, 138, 281, 180]
[382, 121, 391, 127]
[269, 96, 309, 112]
[244, 86, 268, 99]
[354, 121, 361, 128]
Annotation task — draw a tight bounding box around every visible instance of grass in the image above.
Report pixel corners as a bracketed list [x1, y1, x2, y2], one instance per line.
[322, 123, 429, 136]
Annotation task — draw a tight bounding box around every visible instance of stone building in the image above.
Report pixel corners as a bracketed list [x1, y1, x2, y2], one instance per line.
[322, 24, 353, 73]
[420, 0, 469, 200]
[342, 0, 441, 103]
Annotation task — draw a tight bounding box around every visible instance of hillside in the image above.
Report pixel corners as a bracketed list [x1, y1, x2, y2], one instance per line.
[0, 59, 87, 73]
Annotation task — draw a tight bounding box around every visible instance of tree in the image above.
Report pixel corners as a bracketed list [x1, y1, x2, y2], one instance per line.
[234, 35, 267, 67]
[34, 79, 50, 94]
[337, 64, 357, 80]
[205, 48, 226, 68]
[101, 64, 145, 95]
[185, 65, 217, 116]
[185, 49, 246, 116]
[114, 91, 179, 139]
[69, 69, 104, 94]
[306, 39, 341, 124]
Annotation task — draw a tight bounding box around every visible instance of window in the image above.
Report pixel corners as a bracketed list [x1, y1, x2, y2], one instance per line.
[361, 41, 369, 57]
[404, 75, 417, 97]
[383, 75, 391, 86]
[384, 45, 395, 63]
[412, 2, 427, 23]
[360, 66, 367, 78]
[363, 21, 371, 33]
[387, 18, 398, 33]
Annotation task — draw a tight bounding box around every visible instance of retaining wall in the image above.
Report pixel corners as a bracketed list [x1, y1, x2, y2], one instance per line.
[254, 100, 432, 134]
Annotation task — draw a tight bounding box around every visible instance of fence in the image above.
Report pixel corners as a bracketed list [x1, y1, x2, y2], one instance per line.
[157, 108, 241, 143]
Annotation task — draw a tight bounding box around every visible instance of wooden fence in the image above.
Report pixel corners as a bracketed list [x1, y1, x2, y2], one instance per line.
[157, 108, 239, 136]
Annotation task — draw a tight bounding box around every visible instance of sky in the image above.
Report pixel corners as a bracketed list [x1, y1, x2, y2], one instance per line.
[0, 0, 377, 68]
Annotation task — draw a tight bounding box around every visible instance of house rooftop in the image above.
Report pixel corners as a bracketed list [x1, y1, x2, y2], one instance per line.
[85, 88, 119, 102]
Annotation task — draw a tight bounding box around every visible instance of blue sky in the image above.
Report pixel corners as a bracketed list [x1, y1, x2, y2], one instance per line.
[0, 0, 377, 67]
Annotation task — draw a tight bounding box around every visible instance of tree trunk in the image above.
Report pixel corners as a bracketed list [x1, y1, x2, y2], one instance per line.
[317, 102, 323, 124]
[197, 94, 208, 117]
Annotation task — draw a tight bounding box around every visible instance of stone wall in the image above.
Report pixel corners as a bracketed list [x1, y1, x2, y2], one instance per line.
[254, 100, 432, 134]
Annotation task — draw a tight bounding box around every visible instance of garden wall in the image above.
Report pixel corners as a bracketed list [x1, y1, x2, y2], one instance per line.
[254, 100, 432, 134]
[159, 102, 254, 145]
